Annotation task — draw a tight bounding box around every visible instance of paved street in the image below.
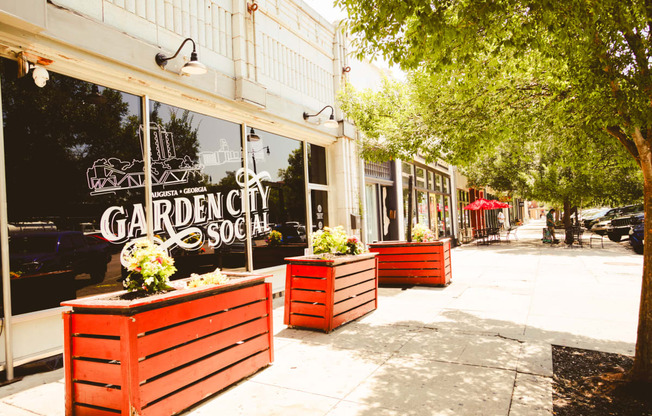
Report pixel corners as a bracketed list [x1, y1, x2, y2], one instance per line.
[0, 218, 643, 415]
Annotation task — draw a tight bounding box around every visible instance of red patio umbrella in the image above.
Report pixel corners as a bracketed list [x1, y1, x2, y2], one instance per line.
[463, 198, 494, 210]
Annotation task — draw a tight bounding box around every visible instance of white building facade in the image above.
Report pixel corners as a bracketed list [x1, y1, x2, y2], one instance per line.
[0, 0, 361, 375]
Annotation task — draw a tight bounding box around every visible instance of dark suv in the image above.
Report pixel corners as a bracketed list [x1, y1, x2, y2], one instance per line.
[605, 205, 644, 242]
[10, 231, 111, 282]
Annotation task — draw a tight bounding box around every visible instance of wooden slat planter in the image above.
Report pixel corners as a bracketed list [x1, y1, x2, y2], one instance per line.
[284, 253, 378, 333]
[368, 239, 452, 286]
[61, 273, 273, 416]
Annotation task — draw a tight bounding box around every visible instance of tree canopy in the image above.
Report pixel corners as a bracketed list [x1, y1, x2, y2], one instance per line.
[336, 0, 652, 380]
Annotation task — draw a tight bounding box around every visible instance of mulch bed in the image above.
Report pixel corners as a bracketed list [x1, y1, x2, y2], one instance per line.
[553, 345, 652, 415]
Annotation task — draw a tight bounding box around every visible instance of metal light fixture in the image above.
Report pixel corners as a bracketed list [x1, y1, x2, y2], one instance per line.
[17, 52, 49, 88]
[247, 128, 261, 142]
[85, 84, 107, 105]
[155, 38, 207, 75]
[303, 105, 338, 129]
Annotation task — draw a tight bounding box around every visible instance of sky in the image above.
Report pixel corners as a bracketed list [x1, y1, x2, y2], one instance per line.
[305, 0, 347, 23]
[304, 0, 406, 82]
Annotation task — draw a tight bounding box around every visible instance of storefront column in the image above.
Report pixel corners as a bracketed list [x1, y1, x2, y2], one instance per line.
[0, 81, 14, 380]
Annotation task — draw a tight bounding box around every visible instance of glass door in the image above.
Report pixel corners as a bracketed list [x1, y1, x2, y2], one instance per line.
[365, 184, 380, 243]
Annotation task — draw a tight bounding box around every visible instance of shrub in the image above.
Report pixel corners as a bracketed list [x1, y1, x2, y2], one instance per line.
[411, 223, 436, 242]
[122, 240, 177, 294]
[312, 226, 365, 255]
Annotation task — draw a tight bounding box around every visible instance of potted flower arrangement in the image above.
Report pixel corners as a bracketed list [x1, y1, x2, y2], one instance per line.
[284, 226, 378, 333]
[121, 239, 177, 294]
[265, 229, 283, 247]
[61, 239, 274, 416]
[368, 223, 452, 286]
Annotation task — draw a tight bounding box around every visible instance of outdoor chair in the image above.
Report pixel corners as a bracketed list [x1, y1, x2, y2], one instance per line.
[474, 228, 489, 245]
[504, 226, 518, 242]
[488, 227, 501, 243]
[589, 232, 604, 248]
[567, 226, 584, 248]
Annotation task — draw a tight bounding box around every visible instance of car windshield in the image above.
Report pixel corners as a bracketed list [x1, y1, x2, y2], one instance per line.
[585, 208, 610, 219]
[10, 235, 58, 254]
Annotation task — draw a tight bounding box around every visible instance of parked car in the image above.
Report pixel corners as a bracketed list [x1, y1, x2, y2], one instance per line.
[629, 215, 645, 254]
[607, 209, 645, 242]
[590, 204, 643, 236]
[10, 231, 111, 282]
[584, 207, 615, 229]
[580, 208, 608, 227]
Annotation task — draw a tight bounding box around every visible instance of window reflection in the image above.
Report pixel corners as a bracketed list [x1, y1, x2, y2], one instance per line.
[1, 57, 143, 313]
[250, 129, 307, 269]
[147, 101, 246, 276]
[308, 144, 327, 185]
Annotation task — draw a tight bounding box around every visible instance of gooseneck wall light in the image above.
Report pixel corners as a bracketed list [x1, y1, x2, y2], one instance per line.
[16, 52, 50, 88]
[303, 105, 338, 129]
[247, 128, 261, 142]
[155, 38, 207, 75]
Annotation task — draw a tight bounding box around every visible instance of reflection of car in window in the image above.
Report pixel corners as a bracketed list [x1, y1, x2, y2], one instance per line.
[273, 222, 306, 244]
[10, 231, 111, 282]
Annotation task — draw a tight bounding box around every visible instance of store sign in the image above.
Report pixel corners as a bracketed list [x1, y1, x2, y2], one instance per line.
[88, 124, 272, 251]
[98, 168, 271, 250]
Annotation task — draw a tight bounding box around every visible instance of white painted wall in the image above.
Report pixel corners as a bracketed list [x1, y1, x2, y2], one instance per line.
[0, 0, 364, 370]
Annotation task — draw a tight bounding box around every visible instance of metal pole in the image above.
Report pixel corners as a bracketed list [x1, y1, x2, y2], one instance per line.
[0, 76, 14, 380]
[242, 124, 253, 272]
[141, 96, 153, 240]
[407, 175, 413, 242]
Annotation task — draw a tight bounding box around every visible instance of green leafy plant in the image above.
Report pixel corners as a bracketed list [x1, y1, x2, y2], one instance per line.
[312, 226, 365, 256]
[411, 223, 436, 242]
[122, 240, 177, 294]
[265, 230, 282, 247]
[188, 268, 229, 288]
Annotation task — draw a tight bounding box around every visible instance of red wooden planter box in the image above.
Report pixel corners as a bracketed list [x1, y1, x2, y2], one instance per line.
[61, 273, 273, 416]
[368, 239, 452, 286]
[284, 253, 378, 333]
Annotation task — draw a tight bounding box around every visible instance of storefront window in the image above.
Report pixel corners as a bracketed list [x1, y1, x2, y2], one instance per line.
[429, 194, 439, 236]
[403, 187, 415, 237]
[311, 190, 328, 231]
[434, 173, 442, 192]
[417, 190, 429, 225]
[148, 100, 246, 275]
[428, 171, 436, 191]
[415, 167, 426, 189]
[308, 144, 327, 185]
[1, 58, 144, 313]
[365, 184, 379, 243]
[444, 196, 452, 235]
[402, 162, 413, 176]
[250, 129, 307, 269]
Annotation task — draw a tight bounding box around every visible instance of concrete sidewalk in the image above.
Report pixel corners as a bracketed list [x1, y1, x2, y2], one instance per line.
[0, 219, 643, 415]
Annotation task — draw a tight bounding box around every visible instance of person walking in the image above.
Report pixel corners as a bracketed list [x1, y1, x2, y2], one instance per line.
[546, 208, 559, 243]
[497, 211, 505, 230]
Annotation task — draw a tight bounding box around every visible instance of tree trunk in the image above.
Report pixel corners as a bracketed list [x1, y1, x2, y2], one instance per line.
[562, 198, 573, 245]
[631, 130, 652, 382]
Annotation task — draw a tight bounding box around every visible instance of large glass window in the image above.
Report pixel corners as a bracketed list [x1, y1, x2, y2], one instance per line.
[428, 171, 436, 191]
[250, 129, 307, 269]
[403, 187, 415, 237]
[311, 190, 328, 232]
[1, 58, 144, 313]
[417, 190, 429, 225]
[308, 144, 327, 185]
[415, 167, 426, 189]
[365, 184, 379, 243]
[147, 100, 246, 276]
